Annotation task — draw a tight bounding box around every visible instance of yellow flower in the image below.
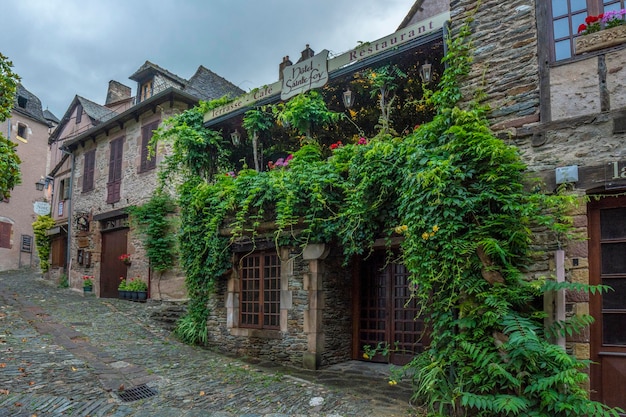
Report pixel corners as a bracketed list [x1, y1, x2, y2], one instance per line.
[432, 225, 439, 232]
[363, 353, 369, 359]
[394, 226, 403, 234]
[388, 380, 397, 386]
[422, 232, 429, 240]
[429, 232, 435, 238]
[401, 225, 408, 232]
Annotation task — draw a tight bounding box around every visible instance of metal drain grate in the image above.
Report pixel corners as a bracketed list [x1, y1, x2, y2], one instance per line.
[117, 384, 158, 402]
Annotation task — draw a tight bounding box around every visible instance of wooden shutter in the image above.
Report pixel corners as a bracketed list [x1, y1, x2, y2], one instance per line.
[107, 137, 124, 204]
[82, 150, 95, 192]
[0, 222, 12, 249]
[140, 121, 159, 172]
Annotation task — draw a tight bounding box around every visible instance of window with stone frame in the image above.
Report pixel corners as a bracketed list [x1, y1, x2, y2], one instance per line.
[16, 123, 27, 140]
[82, 149, 96, 192]
[239, 251, 281, 330]
[0, 221, 12, 249]
[550, 0, 625, 61]
[107, 137, 124, 204]
[139, 120, 159, 173]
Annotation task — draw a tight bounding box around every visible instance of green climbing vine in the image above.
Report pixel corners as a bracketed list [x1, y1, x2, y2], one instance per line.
[32, 215, 55, 272]
[126, 191, 178, 273]
[152, 15, 620, 416]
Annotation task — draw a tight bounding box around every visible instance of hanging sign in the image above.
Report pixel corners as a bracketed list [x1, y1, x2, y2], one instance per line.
[281, 50, 329, 101]
[33, 201, 51, 215]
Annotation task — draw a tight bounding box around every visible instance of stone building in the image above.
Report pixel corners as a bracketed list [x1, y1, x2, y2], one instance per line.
[447, 0, 626, 410]
[0, 84, 57, 271]
[197, 0, 626, 410]
[46, 62, 243, 299]
[201, 2, 448, 371]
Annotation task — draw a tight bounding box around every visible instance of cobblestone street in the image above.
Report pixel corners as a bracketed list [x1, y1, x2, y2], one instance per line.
[0, 269, 419, 416]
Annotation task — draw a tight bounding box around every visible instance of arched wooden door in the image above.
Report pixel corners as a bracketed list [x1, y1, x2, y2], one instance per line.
[100, 228, 128, 298]
[355, 253, 426, 365]
[589, 195, 626, 411]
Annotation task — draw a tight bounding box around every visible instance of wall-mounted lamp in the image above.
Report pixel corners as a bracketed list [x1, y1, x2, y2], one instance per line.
[342, 87, 355, 109]
[230, 130, 241, 146]
[35, 178, 46, 191]
[420, 61, 433, 83]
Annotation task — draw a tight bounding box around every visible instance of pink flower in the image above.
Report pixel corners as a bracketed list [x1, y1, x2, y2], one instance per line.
[357, 137, 368, 145]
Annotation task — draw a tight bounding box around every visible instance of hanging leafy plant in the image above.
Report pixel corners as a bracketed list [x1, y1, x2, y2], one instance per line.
[32, 215, 56, 272]
[126, 191, 178, 273]
[242, 107, 274, 171]
[274, 90, 343, 142]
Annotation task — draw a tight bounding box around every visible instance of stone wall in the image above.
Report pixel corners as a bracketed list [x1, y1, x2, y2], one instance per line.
[450, 0, 540, 129]
[206, 245, 353, 369]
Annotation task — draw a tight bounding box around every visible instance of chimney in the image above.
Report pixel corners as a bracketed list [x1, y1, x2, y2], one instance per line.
[105, 80, 131, 106]
[279, 56, 293, 81]
[297, 44, 315, 63]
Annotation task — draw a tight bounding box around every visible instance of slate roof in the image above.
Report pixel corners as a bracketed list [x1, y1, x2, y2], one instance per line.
[78, 96, 117, 123]
[49, 95, 118, 143]
[129, 60, 187, 86]
[185, 66, 244, 101]
[13, 84, 48, 125]
[43, 109, 60, 124]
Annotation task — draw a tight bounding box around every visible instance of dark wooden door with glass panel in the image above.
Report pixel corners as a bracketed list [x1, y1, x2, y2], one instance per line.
[589, 195, 626, 411]
[357, 253, 426, 365]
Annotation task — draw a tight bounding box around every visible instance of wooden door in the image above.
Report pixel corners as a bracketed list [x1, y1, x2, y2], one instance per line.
[357, 253, 426, 365]
[589, 195, 626, 411]
[101, 228, 128, 298]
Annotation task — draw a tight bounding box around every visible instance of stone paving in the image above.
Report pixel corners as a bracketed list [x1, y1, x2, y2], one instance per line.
[0, 269, 421, 417]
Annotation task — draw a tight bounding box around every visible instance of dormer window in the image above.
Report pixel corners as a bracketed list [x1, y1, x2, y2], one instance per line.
[140, 80, 153, 102]
[17, 95, 27, 108]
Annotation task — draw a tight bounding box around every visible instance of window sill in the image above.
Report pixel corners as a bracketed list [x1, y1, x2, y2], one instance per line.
[230, 328, 282, 339]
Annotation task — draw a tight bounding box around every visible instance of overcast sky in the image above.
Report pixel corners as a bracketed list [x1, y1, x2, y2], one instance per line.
[2, 0, 412, 119]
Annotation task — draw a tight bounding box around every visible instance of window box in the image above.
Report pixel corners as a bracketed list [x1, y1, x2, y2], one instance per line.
[575, 24, 626, 55]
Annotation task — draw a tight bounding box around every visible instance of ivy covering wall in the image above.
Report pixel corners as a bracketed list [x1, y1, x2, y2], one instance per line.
[149, 15, 621, 417]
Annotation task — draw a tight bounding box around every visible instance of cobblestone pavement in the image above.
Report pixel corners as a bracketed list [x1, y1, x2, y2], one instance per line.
[0, 269, 421, 417]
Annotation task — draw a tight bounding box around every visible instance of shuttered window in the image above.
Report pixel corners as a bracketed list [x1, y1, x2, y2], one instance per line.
[107, 137, 124, 204]
[140, 120, 159, 172]
[0, 222, 12, 249]
[83, 149, 96, 192]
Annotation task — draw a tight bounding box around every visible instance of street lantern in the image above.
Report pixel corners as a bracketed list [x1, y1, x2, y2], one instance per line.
[420, 61, 432, 83]
[35, 178, 46, 191]
[230, 130, 241, 146]
[342, 87, 355, 109]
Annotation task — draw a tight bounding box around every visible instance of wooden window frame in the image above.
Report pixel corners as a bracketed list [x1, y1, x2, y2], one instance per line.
[239, 251, 281, 330]
[547, 0, 625, 62]
[139, 120, 159, 173]
[82, 149, 96, 192]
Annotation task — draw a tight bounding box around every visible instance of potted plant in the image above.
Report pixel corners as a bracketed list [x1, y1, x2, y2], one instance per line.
[575, 9, 626, 54]
[82, 275, 94, 293]
[118, 277, 130, 300]
[119, 253, 132, 266]
[127, 277, 148, 302]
